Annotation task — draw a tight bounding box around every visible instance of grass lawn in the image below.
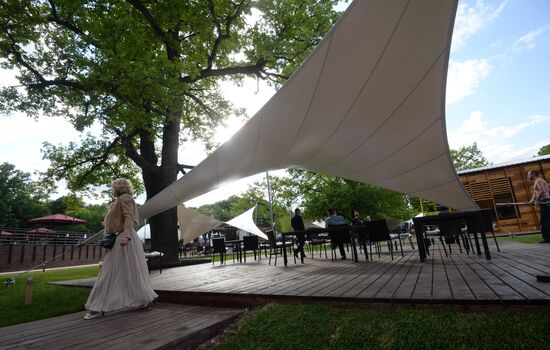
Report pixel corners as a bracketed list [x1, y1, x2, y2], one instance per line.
[217, 304, 550, 350]
[497, 233, 542, 244]
[0, 266, 99, 328]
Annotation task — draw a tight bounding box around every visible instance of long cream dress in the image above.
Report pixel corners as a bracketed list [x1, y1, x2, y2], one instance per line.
[85, 193, 158, 312]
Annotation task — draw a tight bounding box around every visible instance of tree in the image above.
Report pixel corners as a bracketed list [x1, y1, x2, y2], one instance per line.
[0, 0, 342, 263]
[450, 143, 489, 171]
[51, 195, 106, 232]
[538, 145, 550, 156]
[276, 170, 419, 222]
[0, 163, 51, 227]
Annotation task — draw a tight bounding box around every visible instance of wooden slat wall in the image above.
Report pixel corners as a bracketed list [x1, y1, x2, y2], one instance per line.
[459, 159, 550, 234]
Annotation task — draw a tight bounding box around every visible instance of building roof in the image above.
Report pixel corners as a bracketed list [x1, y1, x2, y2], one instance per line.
[457, 154, 550, 175]
[139, 0, 478, 220]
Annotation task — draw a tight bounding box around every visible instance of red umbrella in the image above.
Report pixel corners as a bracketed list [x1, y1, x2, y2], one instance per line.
[28, 227, 57, 234]
[27, 214, 86, 225]
[0, 230, 14, 236]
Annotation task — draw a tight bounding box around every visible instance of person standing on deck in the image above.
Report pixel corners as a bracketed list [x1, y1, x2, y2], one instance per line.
[528, 170, 550, 243]
[291, 208, 307, 259]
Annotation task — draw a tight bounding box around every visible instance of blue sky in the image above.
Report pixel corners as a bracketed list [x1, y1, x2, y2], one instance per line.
[0, 0, 549, 205]
[445, 0, 550, 162]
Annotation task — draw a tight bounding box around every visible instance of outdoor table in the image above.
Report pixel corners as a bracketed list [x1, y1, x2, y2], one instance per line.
[413, 210, 491, 263]
[280, 226, 358, 266]
[225, 239, 244, 263]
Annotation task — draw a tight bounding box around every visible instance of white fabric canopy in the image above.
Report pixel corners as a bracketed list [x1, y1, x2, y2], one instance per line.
[304, 220, 324, 229]
[136, 224, 151, 241]
[139, 0, 477, 220]
[382, 215, 406, 231]
[177, 206, 223, 243]
[224, 206, 268, 240]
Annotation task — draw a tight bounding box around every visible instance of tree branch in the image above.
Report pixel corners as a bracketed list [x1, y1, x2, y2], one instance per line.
[125, 0, 179, 59]
[177, 163, 195, 175]
[114, 128, 160, 175]
[182, 91, 219, 118]
[76, 137, 122, 186]
[46, 0, 102, 49]
[181, 60, 266, 84]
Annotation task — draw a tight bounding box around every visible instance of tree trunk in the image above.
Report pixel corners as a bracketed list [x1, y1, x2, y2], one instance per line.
[143, 173, 179, 264]
[139, 116, 181, 265]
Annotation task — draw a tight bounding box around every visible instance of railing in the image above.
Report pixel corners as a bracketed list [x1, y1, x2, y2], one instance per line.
[0, 227, 93, 246]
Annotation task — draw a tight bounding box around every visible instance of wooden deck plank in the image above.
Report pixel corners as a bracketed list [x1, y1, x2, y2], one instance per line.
[371, 252, 417, 299]
[356, 254, 413, 299]
[411, 256, 434, 300]
[327, 255, 396, 298]
[430, 247, 453, 300]
[0, 303, 241, 350]
[392, 256, 422, 299]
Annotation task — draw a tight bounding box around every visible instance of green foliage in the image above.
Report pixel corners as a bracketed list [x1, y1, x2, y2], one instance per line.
[537, 144, 550, 156]
[497, 234, 542, 244]
[0, 0, 343, 256]
[0, 163, 105, 231]
[196, 170, 419, 232]
[196, 196, 242, 222]
[0, 0, 343, 194]
[275, 170, 418, 222]
[218, 304, 550, 350]
[450, 142, 490, 171]
[0, 266, 99, 327]
[0, 162, 51, 227]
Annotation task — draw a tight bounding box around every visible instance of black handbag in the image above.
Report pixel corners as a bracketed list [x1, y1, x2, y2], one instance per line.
[101, 233, 118, 249]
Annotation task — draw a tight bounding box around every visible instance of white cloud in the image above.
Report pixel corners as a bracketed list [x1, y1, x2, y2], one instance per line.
[447, 111, 550, 163]
[452, 0, 507, 52]
[512, 25, 549, 53]
[446, 59, 492, 104]
[0, 113, 85, 173]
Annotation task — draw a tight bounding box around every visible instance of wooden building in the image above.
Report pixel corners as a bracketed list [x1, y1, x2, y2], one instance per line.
[457, 154, 550, 235]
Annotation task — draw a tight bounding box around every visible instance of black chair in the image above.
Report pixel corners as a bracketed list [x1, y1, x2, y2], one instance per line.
[308, 232, 329, 259]
[352, 224, 369, 261]
[437, 218, 467, 256]
[211, 238, 226, 265]
[243, 235, 259, 262]
[364, 219, 403, 260]
[480, 209, 501, 252]
[327, 224, 350, 261]
[267, 231, 283, 266]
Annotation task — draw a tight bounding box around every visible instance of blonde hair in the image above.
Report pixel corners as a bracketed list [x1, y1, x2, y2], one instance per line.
[112, 178, 134, 197]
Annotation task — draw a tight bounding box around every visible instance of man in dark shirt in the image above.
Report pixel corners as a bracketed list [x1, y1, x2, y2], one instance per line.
[326, 208, 347, 260]
[291, 208, 307, 258]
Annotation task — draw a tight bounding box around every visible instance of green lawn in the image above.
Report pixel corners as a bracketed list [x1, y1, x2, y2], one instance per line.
[217, 304, 550, 350]
[0, 266, 99, 327]
[497, 233, 542, 244]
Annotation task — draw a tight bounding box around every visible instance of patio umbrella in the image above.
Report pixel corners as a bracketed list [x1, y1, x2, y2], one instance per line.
[27, 214, 86, 226]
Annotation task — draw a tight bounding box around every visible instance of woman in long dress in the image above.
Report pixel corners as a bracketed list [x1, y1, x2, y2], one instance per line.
[84, 178, 158, 319]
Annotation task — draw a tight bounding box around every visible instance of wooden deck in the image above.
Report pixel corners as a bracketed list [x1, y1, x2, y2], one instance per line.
[0, 303, 241, 350]
[151, 240, 550, 308]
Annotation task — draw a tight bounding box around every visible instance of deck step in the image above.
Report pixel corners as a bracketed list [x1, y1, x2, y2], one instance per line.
[0, 303, 242, 350]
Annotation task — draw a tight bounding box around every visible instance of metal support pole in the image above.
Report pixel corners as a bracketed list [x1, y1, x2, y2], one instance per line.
[266, 171, 275, 232]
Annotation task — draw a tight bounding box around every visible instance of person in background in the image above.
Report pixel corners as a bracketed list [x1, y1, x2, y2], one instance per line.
[291, 208, 307, 259]
[351, 210, 366, 252]
[528, 170, 550, 243]
[326, 208, 347, 260]
[84, 178, 158, 320]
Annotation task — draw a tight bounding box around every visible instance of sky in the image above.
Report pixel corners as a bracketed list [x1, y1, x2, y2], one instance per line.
[0, 0, 549, 207]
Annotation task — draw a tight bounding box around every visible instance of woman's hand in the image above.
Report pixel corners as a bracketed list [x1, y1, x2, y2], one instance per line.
[120, 237, 129, 246]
